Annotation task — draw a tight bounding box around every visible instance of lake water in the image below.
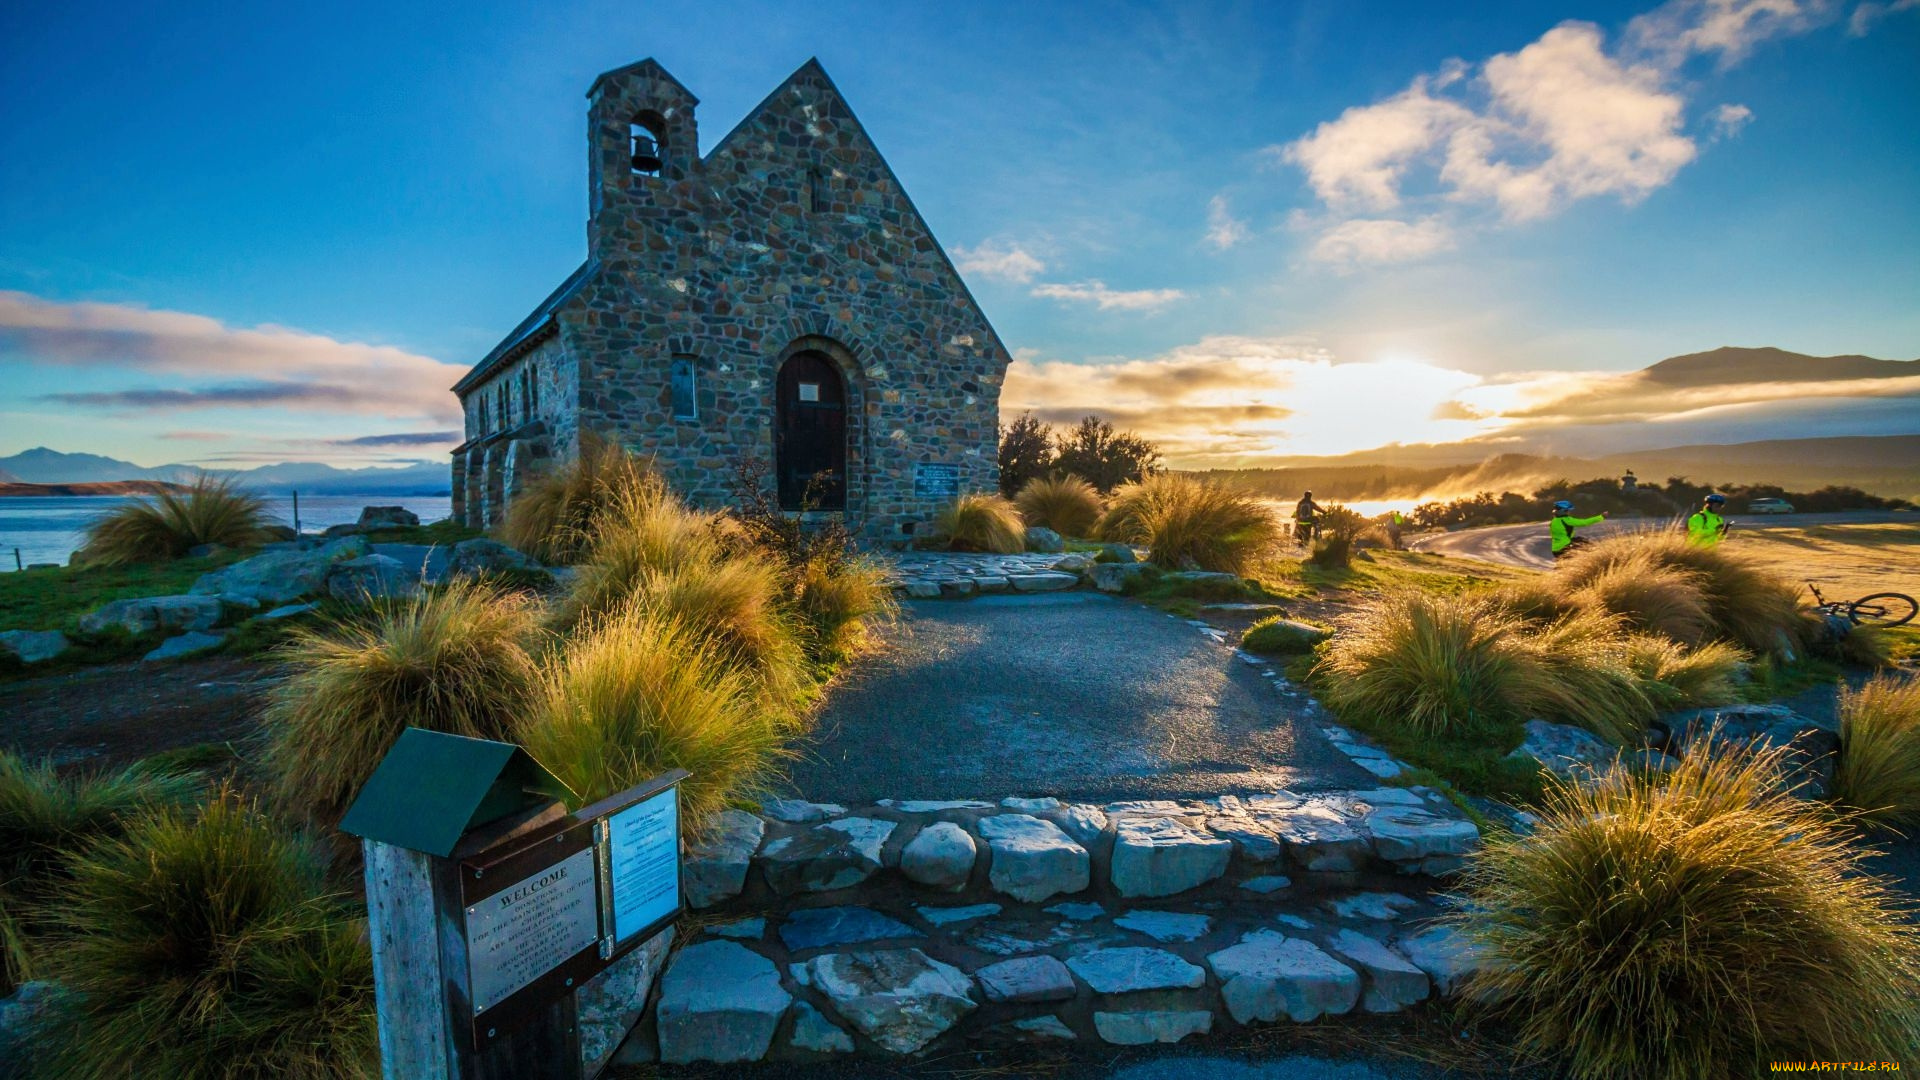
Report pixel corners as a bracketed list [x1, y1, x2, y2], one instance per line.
[0, 494, 454, 571]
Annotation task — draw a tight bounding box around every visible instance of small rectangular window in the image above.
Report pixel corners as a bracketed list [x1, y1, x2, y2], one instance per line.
[798, 382, 821, 403]
[809, 168, 828, 213]
[670, 356, 697, 420]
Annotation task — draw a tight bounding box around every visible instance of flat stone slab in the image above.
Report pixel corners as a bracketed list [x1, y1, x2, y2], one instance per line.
[1114, 910, 1212, 943]
[761, 799, 846, 823]
[1110, 817, 1231, 897]
[805, 948, 977, 1055]
[779, 906, 921, 951]
[0, 630, 69, 665]
[1264, 804, 1370, 872]
[975, 955, 1076, 1003]
[977, 814, 1089, 902]
[80, 594, 224, 636]
[916, 903, 1000, 927]
[1326, 928, 1430, 1013]
[684, 809, 764, 908]
[1045, 901, 1107, 921]
[1364, 806, 1479, 862]
[709, 918, 765, 940]
[790, 1001, 855, 1054]
[1396, 925, 1488, 996]
[656, 941, 790, 1064]
[142, 630, 226, 662]
[1240, 875, 1293, 894]
[1008, 571, 1078, 592]
[1066, 947, 1206, 994]
[899, 820, 977, 891]
[1207, 930, 1360, 1024]
[1326, 892, 1419, 922]
[577, 927, 673, 1077]
[758, 817, 895, 894]
[1012, 1015, 1077, 1040]
[882, 799, 994, 812]
[1093, 1009, 1212, 1045]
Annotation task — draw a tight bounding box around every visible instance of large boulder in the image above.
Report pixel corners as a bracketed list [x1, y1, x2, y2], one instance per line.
[326, 554, 421, 603]
[1363, 805, 1479, 864]
[1206, 930, 1360, 1024]
[899, 821, 978, 892]
[576, 927, 673, 1077]
[1109, 817, 1231, 897]
[1091, 562, 1151, 593]
[976, 814, 1089, 902]
[448, 538, 538, 578]
[0, 630, 69, 665]
[757, 817, 895, 894]
[804, 948, 977, 1055]
[656, 941, 789, 1064]
[1024, 527, 1065, 554]
[189, 536, 367, 604]
[1506, 719, 1616, 778]
[356, 505, 419, 529]
[78, 595, 224, 636]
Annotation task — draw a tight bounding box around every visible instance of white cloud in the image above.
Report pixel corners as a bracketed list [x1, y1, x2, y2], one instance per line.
[1277, 0, 1837, 266]
[952, 241, 1045, 284]
[1308, 218, 1456, 269]
[1848, 0, 1920, 34]
[1709, 102, 1755, 137]
[0, 290, 464, 421]
[1029, 280, 1188, 311]
[1204, 195, 1251, 250]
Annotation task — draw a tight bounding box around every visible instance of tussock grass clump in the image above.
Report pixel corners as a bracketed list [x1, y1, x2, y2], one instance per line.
[794, 556, 896, 663]
[934, 493, 1026, 554]
[78, 474, 269, 566]
[1567, 556, 1712, 646]
[1307, 534, 1352, 570]
[1623, 635, 1746, 709]
[1097, 473, 1282, 574]
[1460, 740, 1920, 1078]
[262, 580, 542, 834]
[498, 433, 660, 564]
[1831, 674, 1920, 828]
[1489, 576, 1577, 623]
[551, 480, 728, 630]
[1317, 592, 1535, 738]
[36, 791, 376, 1080]
[0, 754, 202, 991]
[1513, 612, 1659, 745]
[1015, 474, 1103, 538]
[519, 606, 790, 837]
[1555, 530, 1808, 658]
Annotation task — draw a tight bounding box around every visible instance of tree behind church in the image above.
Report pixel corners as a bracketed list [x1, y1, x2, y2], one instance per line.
[997, 412, 1054, 496]
[1054, 416, 1161, 494]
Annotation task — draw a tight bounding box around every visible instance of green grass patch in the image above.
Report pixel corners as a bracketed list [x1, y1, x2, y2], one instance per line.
[1119, 566, 1289, 616]
[340, 518, 479, 546]
[1241, 615, 1329, 656]
[0, 550, 247, 634]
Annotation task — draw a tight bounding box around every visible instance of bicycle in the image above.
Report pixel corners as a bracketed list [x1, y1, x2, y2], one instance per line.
[1807, 582, 1918, 627]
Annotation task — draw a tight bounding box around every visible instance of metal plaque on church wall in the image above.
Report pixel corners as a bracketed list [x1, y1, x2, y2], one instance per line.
[464, 846, 599, 1015]
[913, 462, 960, 500]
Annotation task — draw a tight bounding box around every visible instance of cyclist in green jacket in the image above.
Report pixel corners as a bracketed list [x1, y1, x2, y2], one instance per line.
[1687, 493, 1728, 547]
[1550, 500, 1606, 559]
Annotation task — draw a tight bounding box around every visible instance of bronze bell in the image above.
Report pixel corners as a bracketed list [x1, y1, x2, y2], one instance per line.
[630, 134, 663, 173]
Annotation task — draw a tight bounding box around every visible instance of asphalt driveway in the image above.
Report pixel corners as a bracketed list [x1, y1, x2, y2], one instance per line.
[783, 592, 1376, 804]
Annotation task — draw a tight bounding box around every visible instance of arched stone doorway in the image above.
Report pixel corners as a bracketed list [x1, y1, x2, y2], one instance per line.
[774, 350, 848, 510]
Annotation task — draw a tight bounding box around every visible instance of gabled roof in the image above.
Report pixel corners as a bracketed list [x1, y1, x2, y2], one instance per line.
[587, 57, 698, 104]
[453, 260, 594, 396]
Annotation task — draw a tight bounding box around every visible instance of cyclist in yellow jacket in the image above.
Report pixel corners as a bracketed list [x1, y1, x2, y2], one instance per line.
[1550, 500, 1606, 559]
[1687, 493, 1728, 547]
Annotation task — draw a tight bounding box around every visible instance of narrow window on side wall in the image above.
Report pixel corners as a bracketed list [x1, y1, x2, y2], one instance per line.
[670, 355, 697, 421]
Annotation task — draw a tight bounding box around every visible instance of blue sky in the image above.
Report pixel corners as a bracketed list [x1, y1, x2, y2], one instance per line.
[1, 0, 1915, 469]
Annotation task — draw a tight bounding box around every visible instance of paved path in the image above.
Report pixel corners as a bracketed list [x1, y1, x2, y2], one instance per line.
[1410, 510, 1916, 570]
[784, 592, 1375, 804]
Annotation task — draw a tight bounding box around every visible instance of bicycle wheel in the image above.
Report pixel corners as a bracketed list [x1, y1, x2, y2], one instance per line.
[1848, 592, 1918, 627]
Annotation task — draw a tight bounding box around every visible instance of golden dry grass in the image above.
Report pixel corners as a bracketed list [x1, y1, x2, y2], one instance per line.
[78, 475, 270, 566]
[1098, 473, 1283, 573]
[934, 493, 1026, 554]
[1831, 673, 1920, 828]
[1015, 474, 1104, 538]
[497, 432, 661, 564]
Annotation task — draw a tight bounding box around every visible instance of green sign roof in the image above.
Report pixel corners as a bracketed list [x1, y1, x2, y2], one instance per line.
[339, 728, 574, 857]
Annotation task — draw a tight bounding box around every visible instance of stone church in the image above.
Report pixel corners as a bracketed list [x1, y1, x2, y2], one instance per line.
[450, 58, 1010, 543]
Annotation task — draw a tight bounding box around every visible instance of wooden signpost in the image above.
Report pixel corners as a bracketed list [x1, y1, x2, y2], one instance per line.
[342, 729, 685, 1080]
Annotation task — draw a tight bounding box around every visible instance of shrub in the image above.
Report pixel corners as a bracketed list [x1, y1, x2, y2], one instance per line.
[1097, 473, 1281, 574]
[498, 432, 660, 564]
[1554, 530, 1808, 658]
[1307, 534, 1352, 570]
[1622, 635, 1746, 709]
[1015, 474, 1103, 538]
[77, 474, 270, 566]
[36, 792, 376, 1080]
[1459, 739, 1920, 1078]
[551, 479, 729, 630]
[934, 493, 1025, 554]
[997, 412, 1055, 497]
[1567, 556, 1712, 646]
[0, 754, 202, 992]
[518, 606, 791, 838]
[793, 556, 897, 664]
[1831, 674, 1920, 828]
[1317, 592, 1537, 739]
[1241, 616, 1328, 656]
[262, 580, 542, 835]
[1052, 415, 1161, 493]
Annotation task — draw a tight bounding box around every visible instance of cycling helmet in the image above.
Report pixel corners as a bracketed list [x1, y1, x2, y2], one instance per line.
[1704, 493, 1727, 505]
[1553, 500, 1574, 512]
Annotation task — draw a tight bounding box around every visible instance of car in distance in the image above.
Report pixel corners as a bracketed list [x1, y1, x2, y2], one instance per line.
[1747, 497, 1795, 514]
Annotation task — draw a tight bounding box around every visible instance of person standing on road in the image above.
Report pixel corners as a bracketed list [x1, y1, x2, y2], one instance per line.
[1687, 493, 1729, 547]
[1294, 491, 1322, 544]
[1550, 500, 1607, 559]
[1386, 509, 1405, 548]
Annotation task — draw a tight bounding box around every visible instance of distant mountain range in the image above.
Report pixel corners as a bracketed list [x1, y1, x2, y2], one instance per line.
[0, 447, 451, 495]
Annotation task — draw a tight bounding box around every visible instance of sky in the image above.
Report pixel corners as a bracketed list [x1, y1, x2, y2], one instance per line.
[1, 0, 1916, 471]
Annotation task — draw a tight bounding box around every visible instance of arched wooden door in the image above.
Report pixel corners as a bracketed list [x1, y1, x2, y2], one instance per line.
[775, 351, 847, 510]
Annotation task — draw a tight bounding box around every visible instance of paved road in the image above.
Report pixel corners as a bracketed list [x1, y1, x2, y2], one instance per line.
[783, 592, 1376, 804]
[1409, 510, 1916, 570]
